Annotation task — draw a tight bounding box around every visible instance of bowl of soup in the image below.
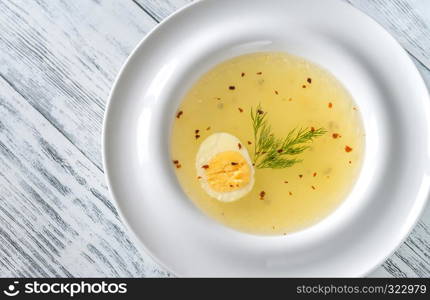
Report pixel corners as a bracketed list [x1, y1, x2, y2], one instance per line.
[103, 0, 430, 276]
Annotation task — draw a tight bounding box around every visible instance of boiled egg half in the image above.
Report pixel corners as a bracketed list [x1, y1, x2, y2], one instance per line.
[196, 133, 255, 202]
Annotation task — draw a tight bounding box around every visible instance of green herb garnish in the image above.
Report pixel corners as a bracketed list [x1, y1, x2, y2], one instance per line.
[250, 104, 326, 169]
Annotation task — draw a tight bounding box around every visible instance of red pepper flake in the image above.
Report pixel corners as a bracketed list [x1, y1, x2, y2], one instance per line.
[202, 165, 209, 169]
[172, 160, 179, 165]
[332, 133, 340, 139]
[259, 191, 266, 200]
[216, 97, 221, 100]
[197, 176, 202, 180]
[328, 102, 333, 108]
[256, 72, 262, 75]
[284, 181, 288, 184]
[289, 191, 293, 196]
[257, 109, 264, 115]
[176, 110, 183, 119]
[176, 164, 182, 169]
[277, 149, 283, 153]
[311, 186, 316, 190]
[238, 107, 243, 113]
[238, 143, 242, 149]
[229, 85, 236, 90]
[310, 127, 316, 132]
[345, 145, 353, 152]
[195, 129, 200, 134]
[247, 141, 252, 145]
[231, 162, 238, 166]
[302, 85, 306, 88]
[241, 72, 245, 77]
[313, 172, 317, 177]
[206, 126, 211, 131]
[349, 160, 352, 164]
[274, 90, 279, 95]
[299, 174, 303, 178]
[307, 78, 312, 84]
[195, 134, 200, 139]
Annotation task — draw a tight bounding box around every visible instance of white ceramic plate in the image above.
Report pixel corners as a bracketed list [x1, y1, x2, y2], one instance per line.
[103, 0, 430, 277]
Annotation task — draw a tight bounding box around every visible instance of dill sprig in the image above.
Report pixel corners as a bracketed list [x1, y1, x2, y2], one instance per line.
[250, 104, 326, 169]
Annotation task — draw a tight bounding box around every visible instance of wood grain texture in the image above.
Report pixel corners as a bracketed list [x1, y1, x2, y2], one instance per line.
[0, 77, 168, 277]
[0, 0, 429, 278]
[0, 0, 156, 170]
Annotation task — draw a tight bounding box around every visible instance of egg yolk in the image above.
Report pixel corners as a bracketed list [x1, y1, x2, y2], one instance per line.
[203, 151, 251, 193]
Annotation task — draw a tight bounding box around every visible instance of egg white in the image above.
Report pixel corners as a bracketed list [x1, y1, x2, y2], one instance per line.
[196, 132, 255, 202]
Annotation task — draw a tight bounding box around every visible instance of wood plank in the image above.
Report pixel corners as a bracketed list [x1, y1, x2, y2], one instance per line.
[134, 0, 193, 21]
[0, 77, 168, 277]
[346, 0, 430, 69]
[0, 0, 157, 170]
[137, 0, 430, 70]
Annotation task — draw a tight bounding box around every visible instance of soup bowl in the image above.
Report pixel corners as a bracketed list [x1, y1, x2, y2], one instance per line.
[103, 0, 430, 276]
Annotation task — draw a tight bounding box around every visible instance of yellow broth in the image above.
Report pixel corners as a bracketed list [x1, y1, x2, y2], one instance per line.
[170, 52, 364, 235]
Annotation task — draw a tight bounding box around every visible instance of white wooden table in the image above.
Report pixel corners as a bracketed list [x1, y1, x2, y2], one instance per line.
[0, 0, 429, 277]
